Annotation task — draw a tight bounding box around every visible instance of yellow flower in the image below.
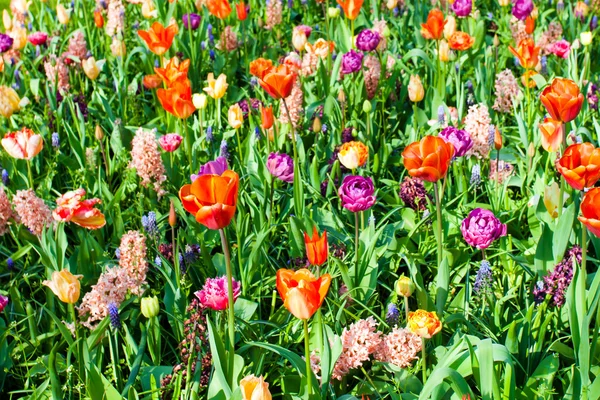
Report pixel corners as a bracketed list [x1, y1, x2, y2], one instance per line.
[543, 181, 560, 219]
[43, 270, 83, 304]
[407, 309, 442, 339]
[240, 375, 272, 400]
[141, 296, 160, 318]
[338, 141, 368, 170]
[443, 15, 456, 41]
[581, 31, 592, 46]
[0, 86, 21, 118]
[57, 4, 70, 25]
[142, 0, 158, 19]
[438, 39, 450, 62]
[203, 73, 228, 99]
[395, 275, 415, 297]
[408, 75, 424, 102]
[2, 10, 11, 31]
[192, 93, 208, 110]
[82, 57, 100, 80]
[10, 27, 27, 50]
[228, 104, 244, 129]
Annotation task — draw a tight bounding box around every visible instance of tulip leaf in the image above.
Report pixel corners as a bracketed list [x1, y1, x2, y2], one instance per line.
[207, 318, 233, 399]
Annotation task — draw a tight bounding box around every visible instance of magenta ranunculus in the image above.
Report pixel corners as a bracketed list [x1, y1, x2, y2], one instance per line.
[341, 50, 364, 75]
[195, 276, 241, 311]
[549, 40, 570, 59]
[182, 13, 201, 30]
[356, 29, 381, 52]
[439, 126, 473, 157]
[512, 0, 533, 21]
[0, 34, 13, 53]
[267, 152, 294, 183]
[461, 208, 507, 249]
[451, 0, 472, 17]
[159, 133, 183, 152]
[338, 175, 376, 212]
[28, 32, 48, 46]
[191, 156, 229, 181]
[0, 295, 8, 312]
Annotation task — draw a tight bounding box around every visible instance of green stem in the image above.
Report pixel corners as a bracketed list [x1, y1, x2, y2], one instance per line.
[219, 228, 236, 387]
[304, 319, 312, 397]
[355, 211, 360, 269]
[582, 217, 587, 289]
[27, 160, 33, 189]
[184, 121, 193, 173]
[422, 338, 427, 383]
[403, 296, 409, 324]
[433, 183, 443, 268]
[49, 342, 62, 400]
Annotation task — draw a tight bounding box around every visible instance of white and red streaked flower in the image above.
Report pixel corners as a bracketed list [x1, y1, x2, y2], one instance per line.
[1, 127, 43, 160]
[53, 189, 106, 229]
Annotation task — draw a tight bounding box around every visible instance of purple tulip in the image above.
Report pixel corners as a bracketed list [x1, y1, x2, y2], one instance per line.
[267, 152, 294, 183]
[341, 50, 364, 75]
[356, 29, 381, 52]
[439, 126, 473, 157]
[512, 0, 533, 20]
[338, 175, 376, 212]
[451, 0, 472, 17]
[182, 13, 201, 30]
[0, 34, 13, 53]
[191, 156, 228, 181]
[461, 208, 507, 249]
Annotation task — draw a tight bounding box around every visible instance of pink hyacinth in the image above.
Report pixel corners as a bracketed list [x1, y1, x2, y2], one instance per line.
[129, 128, 167, 197]
[159, 133, 183, 152]
[332, 317, 382, 380]
[194, 276, 241, 311]
[0, 188, 15, 236]
[13, 189, 53, 236]
[374, 327, 422, 368]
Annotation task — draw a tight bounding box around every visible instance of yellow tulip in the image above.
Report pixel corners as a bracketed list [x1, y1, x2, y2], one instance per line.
[395, 275, 415, 297]
[581, 31, 592, 46]
[438, 39, 450, 62]
[2, 10, 11, 31]
[408, 75, 424, 103]
[141, 296, 160, 318]
[82, 57, 100, 80]
[203, 73, 228, 99]
[443, 16, 456, 41]
[10, 27, 27, 50]
[43, 270, 83, 304]
[228, 104, 244, 129]
[192, 93, 208, 109]
[240, 375, 272, 400]
[543, 181, 560, 219]
[57, 4, 70, 25]
[0, 86, 21, 118]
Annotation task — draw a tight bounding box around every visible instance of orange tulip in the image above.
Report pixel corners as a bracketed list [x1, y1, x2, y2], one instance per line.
[52, 189, 106, 229]
[157, 81, 195, 119]
[1, 127, 43, 160]
[556, 143, 600, 191]
[525, 16, 535, 34]
[206, 0, 232, 19]
[338, 141, 369, 169]
[250, 58, 274, 79]
[43, 270, 83, 304]
[579, 187, 600, 238]
[94, 10, 104, 28]
[261, 105, 274, 129]
[421, 9, 446, 40]
[407, 309, 442, 339]
[540, 78, 584, 123]
[521, 70, 538, 89]
[448, 31, 474, 51]
[336, 0, 364, 20]
[143, 74, 163, 89]
[138, 22, 178, 55]
[304, 226, 328, 266]
[508, 38, 540, 70]
[276, 268, 331, 320]
[252, 63, 297, 100]
[179, 170, 239, 230]
[154, 58, 190, 88]
[539, 117, 563, 152]
[402, 136, 455, 182]
[236, 1, 247, 20]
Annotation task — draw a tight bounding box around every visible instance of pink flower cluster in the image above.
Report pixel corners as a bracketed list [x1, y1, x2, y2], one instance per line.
[129, 128, 167, 197]
[374, 327, 422, 368]
[332, 317, 382, 381]
[78, 231, 148, 328]
[279, 81, 303, 128]
[493, 69, 521, 114]
[464, 104, 492, 159]
[0, 188, 16, 236]
[13, 189, 53, 236]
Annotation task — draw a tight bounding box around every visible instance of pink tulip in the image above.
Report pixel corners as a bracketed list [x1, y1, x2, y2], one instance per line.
[158, 133, 183, 152]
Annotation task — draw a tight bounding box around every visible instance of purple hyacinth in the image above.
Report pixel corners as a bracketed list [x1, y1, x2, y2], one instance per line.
[220, 140, 229, 158]
[439, 126, 473, 157]
[341, 50, 364, 75]
[473, 260, 492, 295]
[341, 127, 354, 143]
[356, 29, 381, 52]
[2, 170, 9, 186]
[399, 177, 429, 211]
[267, 152, 294, 183]
[386, 303, 400, 326]
[487, 125, 496, 150]
[182, 13, 201, 30]
[0, 34, 13, 53]
[108, 302, 121, 329]
[51, 133, 60, 148]
[7, 257, 14, 270]
[591, 15, 598, 31]
[338, 175, 376, 212]
[533, 246, 582, 307]
[512, 0, 534, 20]
[206, 126, 214, 143]
[470, 164, 481, 186]
[451, 0, 472, 17]
[437, 105, 445, 125]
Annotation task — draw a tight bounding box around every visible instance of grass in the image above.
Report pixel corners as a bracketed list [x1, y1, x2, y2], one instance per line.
[0, 0, 8, 11]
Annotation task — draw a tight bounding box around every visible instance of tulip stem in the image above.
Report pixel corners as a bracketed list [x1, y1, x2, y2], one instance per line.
[184, 121, 193, 172]
[403, 295, 409, 324]
[421, 337, 427, 383]
[304, 319, 312, 397]
[433, 183, 443, 269]
[355, 211, 360, 270]
[582, 218, 587, 289]
[219, 228, 236, 387]
[26, 160, 33, 189]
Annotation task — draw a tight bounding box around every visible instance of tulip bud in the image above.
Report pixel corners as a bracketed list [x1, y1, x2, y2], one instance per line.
[338, 89, 346, 104]
[444, 16, 456, 41]
[2, 10, 11, 31]
[57, 4, 70, 25]
[494, 127, 502, 150]
[328, 7, 340, 18]
[386, 0, 397, 10]
[395, 275, 414, 297]
[240, 375, 272, 400]
[312, 116, 322, 133]
[192, 93, 208, 110]
[572, 39, 581, 50]
[94, 10, 104, 28]
[493, 34, 500, 48]
[498, 0, 510, 6]
[95, 125, 104, 141]
[408, 75, 424, 102]
[528, 142, 535, 158]
[581, 31, 593, 46]
[543, 181, 560, 219]
[438, 39, 449, 62]
[363, 100, 372, 113]
[168, 200, 177, 227]
[141, 296, 160, 318]
[530, 6, 538, 19]
[82, 57, 100, 80]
